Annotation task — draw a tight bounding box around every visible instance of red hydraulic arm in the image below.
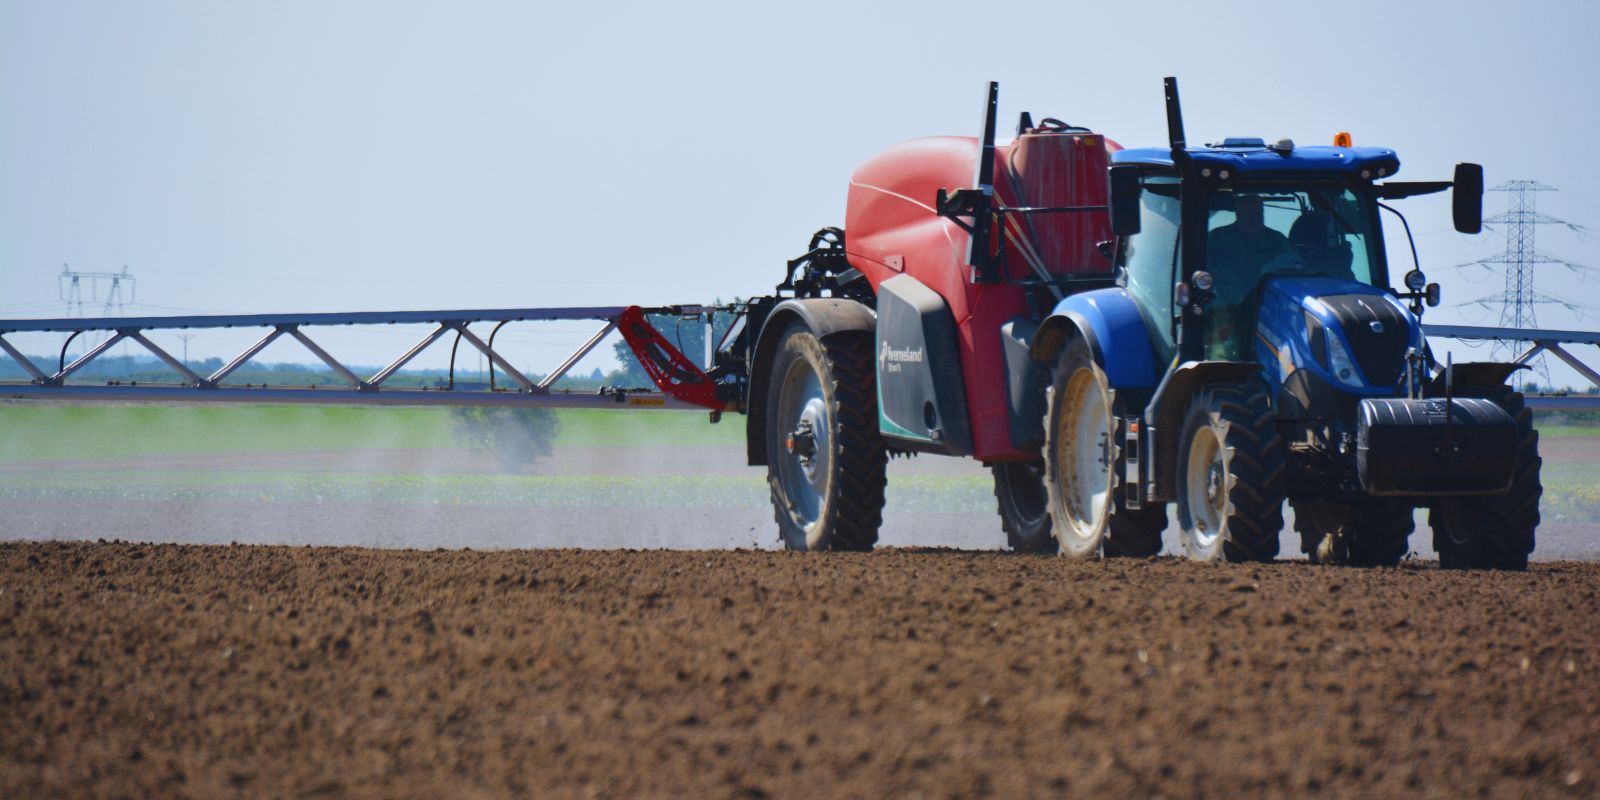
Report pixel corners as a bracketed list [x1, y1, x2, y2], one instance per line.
[617, 306, 729, 412]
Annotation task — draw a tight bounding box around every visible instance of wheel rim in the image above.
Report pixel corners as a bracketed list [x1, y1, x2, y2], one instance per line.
[1184, 424, 1226, 555]
[1057, 366, 1113, 546]
[775, 357, 829, 533]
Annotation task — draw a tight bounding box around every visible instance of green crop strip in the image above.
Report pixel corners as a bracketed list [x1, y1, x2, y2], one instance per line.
[0, 404, 741, 463]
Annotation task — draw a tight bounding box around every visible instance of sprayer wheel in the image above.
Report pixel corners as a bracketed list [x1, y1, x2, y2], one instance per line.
[1103, 503, 1168, 559]
[765, 323, 887, 551]
[993, 461, 1057, 553]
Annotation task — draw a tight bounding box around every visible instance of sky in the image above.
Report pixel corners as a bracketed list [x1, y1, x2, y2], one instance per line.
[2, 0, 1598, 384]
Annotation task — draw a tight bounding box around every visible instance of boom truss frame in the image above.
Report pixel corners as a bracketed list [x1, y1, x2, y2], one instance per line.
[1425, 323, 1600, 410]
[0, 305, 733, 412]
[5, 311, 1594, 412]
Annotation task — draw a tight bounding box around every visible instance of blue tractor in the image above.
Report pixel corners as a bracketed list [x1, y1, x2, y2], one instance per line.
[1028, 78, 1538, 569]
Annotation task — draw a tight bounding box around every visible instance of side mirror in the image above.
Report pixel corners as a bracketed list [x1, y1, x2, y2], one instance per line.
[1108, 165, 1141, 237]
[1453, 162, 1483, 234]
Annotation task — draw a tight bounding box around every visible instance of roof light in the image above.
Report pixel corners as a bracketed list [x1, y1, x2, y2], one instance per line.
[1334, 132, 1352, 147]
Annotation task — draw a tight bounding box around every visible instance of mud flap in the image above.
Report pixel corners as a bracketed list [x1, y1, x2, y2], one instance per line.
[875, 275, 972, 456]
[1000, 317, 1047, 451]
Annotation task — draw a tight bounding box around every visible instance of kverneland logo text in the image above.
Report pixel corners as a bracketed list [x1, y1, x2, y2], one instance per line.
[880, 341, 924, 373]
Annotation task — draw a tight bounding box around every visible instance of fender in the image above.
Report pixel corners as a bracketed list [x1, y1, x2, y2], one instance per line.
[1141, 360, 1264, 501]
[745, 298, 877, 466]
[1029, 288, 1159, 390]
[1425, 361, 1529, 394]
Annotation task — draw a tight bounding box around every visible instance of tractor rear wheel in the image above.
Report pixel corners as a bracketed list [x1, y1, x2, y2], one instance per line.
[1429, 386, 1540, 570]
[765, 323, 887, 551]
[1042, 338, 1116, 557]
[1175, 383, 1285, 562]
[1041, 337, 1165, 557]
[1291, 497, 1415, 567]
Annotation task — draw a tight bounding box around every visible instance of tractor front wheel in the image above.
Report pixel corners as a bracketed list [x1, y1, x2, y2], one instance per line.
[1429, 386, 1540, 570]
[765, 323, 887, 551]
[1175, 383, 1285, 562]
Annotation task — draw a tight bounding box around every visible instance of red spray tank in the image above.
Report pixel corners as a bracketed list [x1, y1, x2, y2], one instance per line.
[841, 123, 1119, 461]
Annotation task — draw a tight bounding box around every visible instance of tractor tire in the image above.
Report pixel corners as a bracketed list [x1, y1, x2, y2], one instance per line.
[764, 323, 887, 551]
[1291, 497, 1415, 567]
[1041, 337, 1166, 558]
[1429, 387, 1540, 571]
[1175, 383, 1286, 562]
[1104, 503, 1168, 559]
[992, 461, 1057, 554]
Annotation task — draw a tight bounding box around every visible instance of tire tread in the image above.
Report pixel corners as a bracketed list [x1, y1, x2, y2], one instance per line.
[1180, 383, 1285, 562]
[766, 328, 887, 551]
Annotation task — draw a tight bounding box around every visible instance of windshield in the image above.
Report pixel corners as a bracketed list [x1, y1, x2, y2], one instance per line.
[1202, 183, 1380, 359]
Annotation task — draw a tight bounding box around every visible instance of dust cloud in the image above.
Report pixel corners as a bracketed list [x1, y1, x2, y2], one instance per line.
[2, 401, 1597, 559]
[0, 402, 1003, 551]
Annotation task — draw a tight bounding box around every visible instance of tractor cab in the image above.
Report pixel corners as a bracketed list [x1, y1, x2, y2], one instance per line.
[1200, 180, 1379, 361]
[1109, 142, 1412, 369]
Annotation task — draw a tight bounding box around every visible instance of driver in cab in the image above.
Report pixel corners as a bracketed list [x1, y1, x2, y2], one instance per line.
[1207, 194, 1292, 301]
[1205, 193, 1292, 358]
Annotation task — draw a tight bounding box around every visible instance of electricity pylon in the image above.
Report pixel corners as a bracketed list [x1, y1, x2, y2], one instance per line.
[1459, 181, 1590, 388]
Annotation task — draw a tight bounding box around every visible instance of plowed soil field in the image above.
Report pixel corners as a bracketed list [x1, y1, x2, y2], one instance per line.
[3, 542, 1597, 798]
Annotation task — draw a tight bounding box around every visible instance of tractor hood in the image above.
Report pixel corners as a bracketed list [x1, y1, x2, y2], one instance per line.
[1254, 277, 1420, 397]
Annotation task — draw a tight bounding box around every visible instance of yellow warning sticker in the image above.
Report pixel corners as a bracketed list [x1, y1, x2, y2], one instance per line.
[628, 397, 666, 407]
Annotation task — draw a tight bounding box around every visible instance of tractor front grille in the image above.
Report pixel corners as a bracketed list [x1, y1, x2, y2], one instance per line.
[1319, 293, 1409, 387]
